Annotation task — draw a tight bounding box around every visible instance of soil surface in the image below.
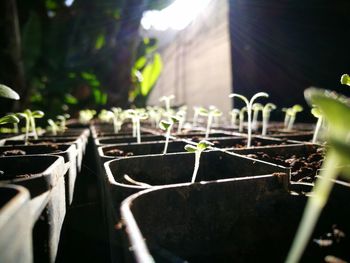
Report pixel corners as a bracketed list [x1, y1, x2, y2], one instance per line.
[246, 148, 324, 182]
[104, 148, 134, 157]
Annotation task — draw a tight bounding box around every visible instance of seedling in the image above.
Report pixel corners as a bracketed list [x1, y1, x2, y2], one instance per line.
[176, 106, 187, 133]
[198, 106, 223, 139]
[0, 114, 19, 126]
[17, 110, 44, 142]
[125, 109, 148, 143]
[311, 106, 323, 144]
[185, 140, 214, 183]
[261, 103, 276, 136]
[340, 74, 350, 86]
[159, 116, 179, 154]
[286, 87, 350, 263]
[285, 105, 303, 131]
[0, 84, 20, 100]
[251, 103, 263, 130]
[159, 95, 175, 112]
[79, 109, 96, 124]
[111, 107, 125, 133]
[229, 108, 240, 128]
[239, 107, 247, 133]
[147, 106, 164, 128]
[48, 119, 59, 135]
[229, 92, 268, 147]
[282, 108, 290, 128]
[57, 114, 70, 132]
[192, 106, 201, 127]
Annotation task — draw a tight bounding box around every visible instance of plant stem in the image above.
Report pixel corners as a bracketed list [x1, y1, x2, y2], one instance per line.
[286, 150, 339, 263]
[13, 123, 18, 133]
[24, 116, 29, 145]
[193, 111, 198, 127]
[205, 114, 213, 139]
[30, 117, 38, 139]
[287, 115, 295, 131]
[136, 119, 141, 144]
[252, 110, 259, 130]
[247, 108, 252, 147]
[239, 112, 244, 132]
[262, 114, 269, 136]
[163, 126, 171, 154]
[312, 117, 323, 144]
[284, 114, 290, 128]
[132, 119, 136, 137]
[191, 151, 201, 183]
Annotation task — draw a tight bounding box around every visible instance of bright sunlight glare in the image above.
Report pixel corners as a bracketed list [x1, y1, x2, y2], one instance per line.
[141, 0, 212, 31]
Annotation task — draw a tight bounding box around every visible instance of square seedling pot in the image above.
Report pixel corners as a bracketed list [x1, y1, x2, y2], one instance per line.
[0, 185, 32, 263]
[121, 175, 350, 262]
[103, 150, 288, 262]
[95, 135, 168, 146]
[0, 155, 66, 263]
[0, 144, 78, 206]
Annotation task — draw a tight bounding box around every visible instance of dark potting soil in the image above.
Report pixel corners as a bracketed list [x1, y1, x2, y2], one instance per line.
[245, 148, 324, 182]
[104, 148, 134, 157]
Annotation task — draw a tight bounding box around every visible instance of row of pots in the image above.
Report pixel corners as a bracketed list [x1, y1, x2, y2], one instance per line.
[0, 128, 89, 263]
[90, 122, 349, 262]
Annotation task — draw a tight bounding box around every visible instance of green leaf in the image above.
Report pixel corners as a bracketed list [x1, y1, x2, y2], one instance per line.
[305, 87, 350, 138]
[95, 34, 105, 50]
[340, 74, 350, 86]
[134, 56, 147, 70]
[311, 107, 322, 118]
[64, 94, 78, 104]
[197, 140, 214, 150]
[159, 120, 171, 130]
[184, 144, 197, 153]
[0, 115, 19, 125]
[32, 110, 45, 118]
[0, 84, 20, 100]
[292, 104, 303, 112]
[198, 107, 209, 116]
[140, 53, 163, 96]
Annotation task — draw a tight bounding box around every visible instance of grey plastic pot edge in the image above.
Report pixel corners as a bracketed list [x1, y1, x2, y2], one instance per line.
[0, 184, 32, 263]
[120, 174, 289, 263]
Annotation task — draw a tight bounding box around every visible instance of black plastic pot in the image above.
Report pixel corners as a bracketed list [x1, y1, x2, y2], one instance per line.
[0, 144, 78, 206]
[95, 135, 167, 146]
[121, 175, 350, 263]
[0, 155, 66, 263]
[4, 136, 85, 171]
[0, 184, 32, 263]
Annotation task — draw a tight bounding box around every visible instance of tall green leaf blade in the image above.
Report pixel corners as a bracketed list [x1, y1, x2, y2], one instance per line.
[140, 53, 163, 96]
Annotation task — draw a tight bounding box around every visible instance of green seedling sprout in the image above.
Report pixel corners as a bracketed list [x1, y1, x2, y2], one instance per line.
[229, 92, 269, 147]
[159, 95, 175, 112]
[19, 110, 44, 140]
[286, 87, 350, 263]
[261, 103, 276, 136]
[251, 103, 263, 130]
[48, 119, 59, 136]
[229, 108, 240, 129]
[57, 114, 70, 132]
[282, 108, 290, 128]
[198, 106, 223, 139]
[159, 116, 179, 154]
[311, 106, 323, 144]
[340, 74, 350, 86]
[111, 107, 125, 133]
[0, 114, 20, 126]
[239, 107, 247, 133]
[185, 140, 214, 183]
[286, 105, 303, 131]
[79, 109, 96, 124]
[0, 84, 20, 100]
[125, 109, 148, 143]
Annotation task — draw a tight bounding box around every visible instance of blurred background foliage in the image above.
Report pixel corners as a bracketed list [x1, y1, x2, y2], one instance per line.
[0, 0, 172, 118]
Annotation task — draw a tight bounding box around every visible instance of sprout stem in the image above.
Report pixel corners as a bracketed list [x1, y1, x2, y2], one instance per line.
[205, 114, 213, 139]
[312, 116, 323, 144]
[286, 150, 338, 263]
[30, 116, 38, 139]
[163, 125, 171, 154]
[136, 119, 141, 144]
[191, 151, 201, 183]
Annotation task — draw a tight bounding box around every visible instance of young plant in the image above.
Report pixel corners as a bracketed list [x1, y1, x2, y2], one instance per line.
[159, 116, 179, 154]
[286, 87, 350, 263]
[198, 106, 223, 139]
[311, 106, 323, 144]
[229, 92, 269, 147]
[282, 107, 290, 128]
[79, 109, 96, 124]
[48, 119, 59, 136]
[125, 109, 148, 143]
[251, 103, 263, 130]
[57, 114, 70, 132]
[192, 106, 201, 127]
[239, 107, 247, 133]
[261, 103, 276, 136]
[0, 114, 20, 126]
[18, 110, 44, 141]
[159, 95, 175, 112]
[176, 106, 187, 133]
[184, 140, 214, 183]
[286, 105, 303, 131]
[111, 107, 125, 133]
[229, 108, 240, 128]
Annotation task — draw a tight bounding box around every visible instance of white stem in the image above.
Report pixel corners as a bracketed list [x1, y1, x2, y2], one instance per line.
[262, 113, 269, 136]
[113, 116, 118, 134]
[247, 108, 252, 147]
[205, 114, 213, 139]
[13, 123, 18, 133]
[287, 115, 295, 131]
[193, 112, 198, 127]
[239, 113, 244, 132]
[136, 119, 141, 144]
[284, 114, 290, 128]
[286, 150, 338, 263]
[163, 125, 172, 154]
[25, 117, 29, 145]
[231, 113, 238, 128]
[177, 119, 183, 133]
[252, 110, 259, 130]
[312, 117, 323, 144]
[191, 151, 201, 183]
[30, 117, 38, 139]
[132, 119, 137, 137]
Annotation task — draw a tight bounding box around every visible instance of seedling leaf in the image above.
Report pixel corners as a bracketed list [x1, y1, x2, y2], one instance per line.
[159, 120, 171, 130]
[0, 84, 20, 100]
[197, 140, 214, 150]
[340, 74, 350, 86]
[32, 110, 45, 118]
[184, 145, 197, 152]
[0, 115, 19, 125]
